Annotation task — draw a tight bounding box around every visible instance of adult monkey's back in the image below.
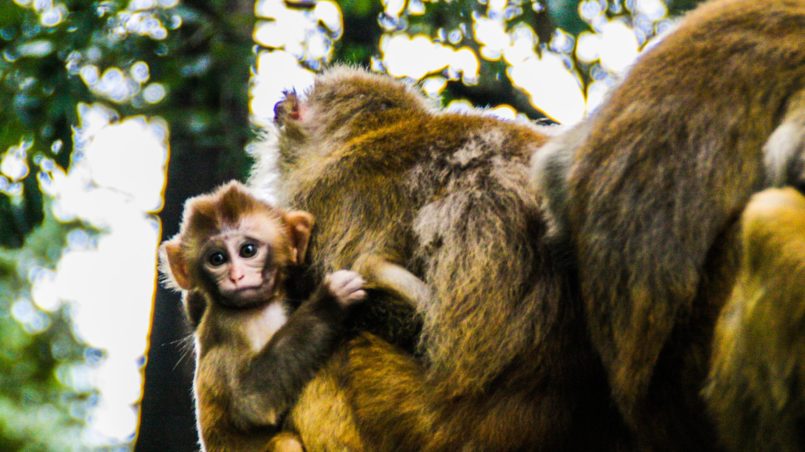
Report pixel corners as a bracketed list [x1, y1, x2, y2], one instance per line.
[251, 68, 624, 450]
[533, 0, 805, 449]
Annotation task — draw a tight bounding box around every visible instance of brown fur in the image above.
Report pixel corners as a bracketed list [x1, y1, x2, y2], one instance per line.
[252, 68, 626, 450]
[531, 0, 805, 448]
[160, 181, 364, 451]
[704, 188, 805, 452]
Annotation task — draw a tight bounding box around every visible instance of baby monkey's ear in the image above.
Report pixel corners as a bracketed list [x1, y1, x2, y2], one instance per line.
[274, 90, 303, 126]
[284, 210, 315, 265]
[160, 239, 192, 290]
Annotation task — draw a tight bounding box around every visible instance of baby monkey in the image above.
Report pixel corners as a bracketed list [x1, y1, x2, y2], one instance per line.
[160, 181, 366, 452]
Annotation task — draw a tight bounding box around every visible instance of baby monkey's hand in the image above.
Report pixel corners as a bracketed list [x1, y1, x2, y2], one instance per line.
[325, 270, 367, 307]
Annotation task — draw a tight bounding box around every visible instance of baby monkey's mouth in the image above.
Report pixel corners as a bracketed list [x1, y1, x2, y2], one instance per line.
[224, 269, 278, 309]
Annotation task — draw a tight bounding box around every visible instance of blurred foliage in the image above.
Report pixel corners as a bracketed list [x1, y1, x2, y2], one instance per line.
[0, 207, 89, 450]
[291, 0, 706, 120]
[0, 1, 101, 446]
[0, 0, 252, 247]
[0, 0, 253, 448]
[336, 0, 384, 64]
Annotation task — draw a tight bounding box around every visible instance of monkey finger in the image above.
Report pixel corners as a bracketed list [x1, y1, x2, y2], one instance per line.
[345, 289, 367, 304]
[341, 275, 366, 294]
[325, 270, 347, 287]
[329, 270, 364, 291]
[327, 270, 352, 291]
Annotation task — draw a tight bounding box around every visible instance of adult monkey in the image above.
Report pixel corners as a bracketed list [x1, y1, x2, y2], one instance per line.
[532, 0, 804, 449]
[251, 69, 625, 450]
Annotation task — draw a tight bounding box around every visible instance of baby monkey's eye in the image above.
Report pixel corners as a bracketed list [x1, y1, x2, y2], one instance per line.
[240, 243, 258, 258]
[208, 251, 227, 266]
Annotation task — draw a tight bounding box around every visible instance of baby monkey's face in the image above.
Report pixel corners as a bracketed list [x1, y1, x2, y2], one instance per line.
[201, 230, 278, 308]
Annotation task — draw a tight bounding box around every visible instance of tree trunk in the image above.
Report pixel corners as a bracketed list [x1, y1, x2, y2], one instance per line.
[135, 1, 253, 449]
